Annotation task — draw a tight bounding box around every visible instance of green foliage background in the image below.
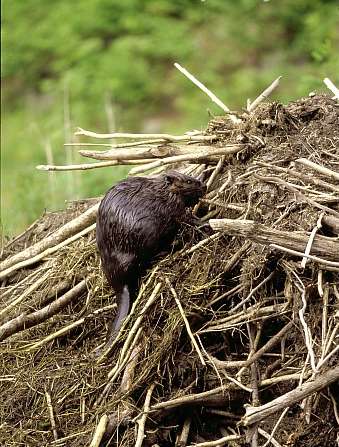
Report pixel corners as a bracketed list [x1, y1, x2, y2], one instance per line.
[2, 0, 339, 237]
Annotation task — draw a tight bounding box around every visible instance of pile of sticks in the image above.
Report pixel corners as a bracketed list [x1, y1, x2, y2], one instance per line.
[1, 68, 339, 447]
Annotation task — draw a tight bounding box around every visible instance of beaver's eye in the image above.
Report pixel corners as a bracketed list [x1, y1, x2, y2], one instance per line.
[186, 180, 192, 184]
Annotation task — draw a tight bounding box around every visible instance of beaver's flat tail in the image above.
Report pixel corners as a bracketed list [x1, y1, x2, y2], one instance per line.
[95, 285, 130, 359]
[104, 285, 130, 349]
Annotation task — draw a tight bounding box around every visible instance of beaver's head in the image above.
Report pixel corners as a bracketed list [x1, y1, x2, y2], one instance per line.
[163, 171, 207, 207]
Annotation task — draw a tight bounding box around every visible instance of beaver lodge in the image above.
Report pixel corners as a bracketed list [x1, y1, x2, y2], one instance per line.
[1, 71, 339, 447]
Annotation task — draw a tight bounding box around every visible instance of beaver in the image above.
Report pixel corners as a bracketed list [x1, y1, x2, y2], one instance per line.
[96, 171, 206, 355]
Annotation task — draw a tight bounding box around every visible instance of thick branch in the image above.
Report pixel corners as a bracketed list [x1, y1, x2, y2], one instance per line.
[241, 365, 339, 426]
[150, 375, 303, 413]
[79, 144, 201, 161]
[0, 224, 96, 280]
[135, 384, 156, 447]
[209, 219, 339, 261]
[89, 414, 108, 447]
[295, 158, 339, 182]
[0, 279, 89, 341]
[0, 203, 99, 275]
[130, 145, 243, 175]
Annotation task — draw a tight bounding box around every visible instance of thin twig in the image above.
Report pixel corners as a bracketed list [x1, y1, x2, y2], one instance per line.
[323, 77, 339, 99]
[95, 327, 143, 407]
[323, 323, 338, 359]
[247, 76, 282, 112]
[300, 212, 324, 268]
[230, 272, 274, 314]
[135, 383, 156, 447]
[37, 160, 149, 171]
[224, 372, 253, 393]
[208, 284, 243, 307]
[258, 428, 282, 447]
[1, 217, 41, 252]
[270, 244, 339, 269]
[211, 321, 294, 370]
[254, 173, 339, 217]
[49, 431, 91, 445]
[174, 63, 241, 124]
[181, 232, 222, 256]
[316, 344, 339, 371]
[150, 373, 304, 414]
[202, 199, 245, 212]
[166, 277, 206, 366]
[203, 304, 289, 333]
[66, 139, 170, 147]
[206, 156, 225, 191]
[0, 265, 50, 302]
[291, 271, 317, 372]
[65, 142, 114, 146]
[45, 390, 58, 441]
[321, 285, 329, 359]
[75, 127, 215, 141]
[0, 269, 51, 320]
[329, 390, 339, 425]
[186, 434, 243, 447]
[24, 304, 116, 351]
[317, 269, 324, 298]
[256, 161, 339, 193]
[206, 409, 240, 420]
[261, 407, 289, 447]
[246, 322, 260, 447]
[120, 343, 142, 393]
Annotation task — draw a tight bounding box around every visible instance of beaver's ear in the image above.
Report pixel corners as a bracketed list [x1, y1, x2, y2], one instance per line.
[164, 172, 178, 185]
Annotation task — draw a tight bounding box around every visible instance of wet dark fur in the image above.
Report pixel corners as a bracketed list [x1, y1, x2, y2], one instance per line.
[96, 171, 206, 353]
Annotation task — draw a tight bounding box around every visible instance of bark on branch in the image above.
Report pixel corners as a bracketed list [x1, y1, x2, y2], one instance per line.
[79, 144, 205, 161]
[241, 365, 339, 426]
[0, 278, 89, 341]
[130, 145, 243, 175]
[209, 219, 339, 262]
[0, 203, 99, 276]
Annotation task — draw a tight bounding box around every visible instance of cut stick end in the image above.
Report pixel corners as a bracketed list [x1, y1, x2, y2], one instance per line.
[36, 165, 49, 171]
[74, 127, 84, 136]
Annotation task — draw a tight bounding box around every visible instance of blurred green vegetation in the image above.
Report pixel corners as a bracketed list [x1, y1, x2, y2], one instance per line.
[2, 0, 338, 237]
